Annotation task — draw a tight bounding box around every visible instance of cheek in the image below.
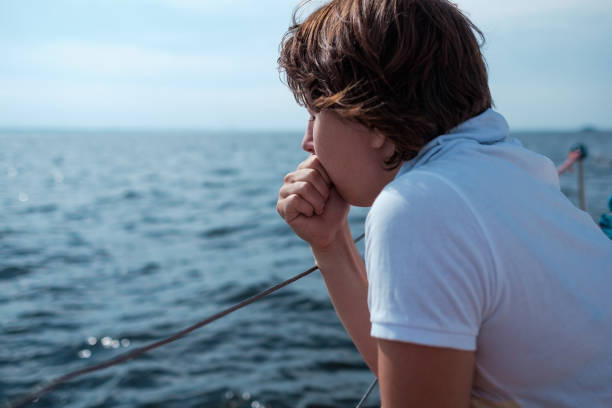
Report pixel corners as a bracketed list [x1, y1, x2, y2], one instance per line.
[314, 144, 346, 189]
[312, 123, 335, 160]
[312, 134, 333, 169]
[312, 131, 326, 160]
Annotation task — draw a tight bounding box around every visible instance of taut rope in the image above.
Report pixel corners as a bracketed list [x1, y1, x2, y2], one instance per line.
[355, 377, 378, 408]
[7, 233, 375, 408]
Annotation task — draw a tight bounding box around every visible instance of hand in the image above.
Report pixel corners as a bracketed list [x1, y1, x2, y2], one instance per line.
[277, 155, 350, 249]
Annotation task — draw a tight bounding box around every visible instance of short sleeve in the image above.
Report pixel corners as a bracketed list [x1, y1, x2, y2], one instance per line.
[365, 171, 495, 351]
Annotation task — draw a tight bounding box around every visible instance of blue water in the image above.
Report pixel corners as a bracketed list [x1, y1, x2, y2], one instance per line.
[1, 129, 610, 408]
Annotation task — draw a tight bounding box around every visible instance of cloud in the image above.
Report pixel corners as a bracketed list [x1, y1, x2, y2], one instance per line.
[1, 0, 610, 129]
[2, 42, 276, 83]
[0, 78, 301, 129]
[456, 0, 612, 23]
[492, 78, 612, 130]
[158, 0, 296, 17]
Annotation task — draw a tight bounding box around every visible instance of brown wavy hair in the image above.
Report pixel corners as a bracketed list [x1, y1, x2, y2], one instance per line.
[278, 0, 492, 167]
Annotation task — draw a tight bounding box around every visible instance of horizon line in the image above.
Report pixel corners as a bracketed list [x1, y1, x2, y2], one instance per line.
[0, 124, 609, 134]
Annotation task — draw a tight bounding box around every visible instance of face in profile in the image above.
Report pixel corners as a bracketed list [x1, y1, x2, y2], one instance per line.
[302, 110, 397, 207]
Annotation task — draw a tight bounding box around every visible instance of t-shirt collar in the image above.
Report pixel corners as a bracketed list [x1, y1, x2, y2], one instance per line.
[396, 109, 509, 177]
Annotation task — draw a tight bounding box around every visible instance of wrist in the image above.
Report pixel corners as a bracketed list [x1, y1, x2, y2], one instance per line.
[310, 221, 354, 259]
[311, 221, 367, 284]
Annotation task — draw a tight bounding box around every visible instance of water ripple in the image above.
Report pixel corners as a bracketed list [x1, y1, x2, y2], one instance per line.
[198, 223, 259, 239]
[0, 266, 32, 280]
[3, 130, 602, 407]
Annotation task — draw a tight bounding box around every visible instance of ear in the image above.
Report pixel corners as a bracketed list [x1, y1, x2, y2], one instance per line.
[370, 128, 387, 149]
[370, 129, 397, 163]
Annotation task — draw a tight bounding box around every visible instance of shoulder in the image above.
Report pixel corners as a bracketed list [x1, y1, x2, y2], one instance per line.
[365, 168, 497, 276]
[366, 169, 478, 242]
[365, 170, 497, 350]
[366, 168, 493, 267]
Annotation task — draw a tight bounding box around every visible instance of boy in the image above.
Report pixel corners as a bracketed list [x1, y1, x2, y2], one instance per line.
[276, 0, 612, 406]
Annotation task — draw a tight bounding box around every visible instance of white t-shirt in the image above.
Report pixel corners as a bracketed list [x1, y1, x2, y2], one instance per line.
[365, 109, 612, 407]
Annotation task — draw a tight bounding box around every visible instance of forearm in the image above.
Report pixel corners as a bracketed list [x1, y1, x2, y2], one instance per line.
[276, 156, 377, 372]
[311, 222, 378, 375]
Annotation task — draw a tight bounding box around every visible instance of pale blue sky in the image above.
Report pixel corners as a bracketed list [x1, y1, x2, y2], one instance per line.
[1, 0, 610, 131]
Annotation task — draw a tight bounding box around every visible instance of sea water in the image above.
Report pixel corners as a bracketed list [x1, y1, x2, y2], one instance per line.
[0, 129, 610, 407]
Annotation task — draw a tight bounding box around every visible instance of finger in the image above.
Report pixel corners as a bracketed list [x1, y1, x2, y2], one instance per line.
[282, 168, 330, 202]
[279, 181, 326, 215]
[297, 155, 331, 185]
[276, 194, 315, 222]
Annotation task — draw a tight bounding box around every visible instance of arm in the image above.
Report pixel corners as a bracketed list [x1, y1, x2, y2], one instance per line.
[366, 172, 481, 406]
[311, 221, 378, 373]
[277, 155, 378, 372]
[378, 339, 474, 408]
[277, 156, 476, 405]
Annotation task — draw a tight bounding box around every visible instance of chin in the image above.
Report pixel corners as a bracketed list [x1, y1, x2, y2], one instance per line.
[338, 188, 376, 208]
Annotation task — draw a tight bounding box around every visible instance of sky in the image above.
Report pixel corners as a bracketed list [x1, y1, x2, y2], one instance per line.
[0, 0, 610, 131]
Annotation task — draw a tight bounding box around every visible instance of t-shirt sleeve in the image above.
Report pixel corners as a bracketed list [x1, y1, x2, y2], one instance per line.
[365, 171, 496, 351]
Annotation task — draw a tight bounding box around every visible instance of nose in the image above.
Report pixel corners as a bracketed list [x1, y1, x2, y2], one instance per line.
[301, 125, 315, 154]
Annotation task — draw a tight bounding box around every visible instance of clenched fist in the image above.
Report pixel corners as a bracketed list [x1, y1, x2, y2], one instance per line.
[277, 155, 350, 250]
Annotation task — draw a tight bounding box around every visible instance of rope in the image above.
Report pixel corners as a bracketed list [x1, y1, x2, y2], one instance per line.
[6, 233, 366, 408]
[557, 149, 582, 175]
[355, 378, 378, 408]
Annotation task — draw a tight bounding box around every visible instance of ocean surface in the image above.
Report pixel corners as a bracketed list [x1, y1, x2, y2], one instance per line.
[1, 129, 610, 408]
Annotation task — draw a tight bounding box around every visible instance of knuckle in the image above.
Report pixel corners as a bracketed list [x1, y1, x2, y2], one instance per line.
[286, 194, 298, 205]
[300, 155, 316, 168]
[304, 182, 317, 196]
[305, 169, 321, 185]
[305, 168, 317, 179]
[278, 183, 289, 196]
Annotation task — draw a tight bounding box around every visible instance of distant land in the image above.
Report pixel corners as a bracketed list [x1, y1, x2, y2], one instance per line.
[580, 125, 600, 133]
